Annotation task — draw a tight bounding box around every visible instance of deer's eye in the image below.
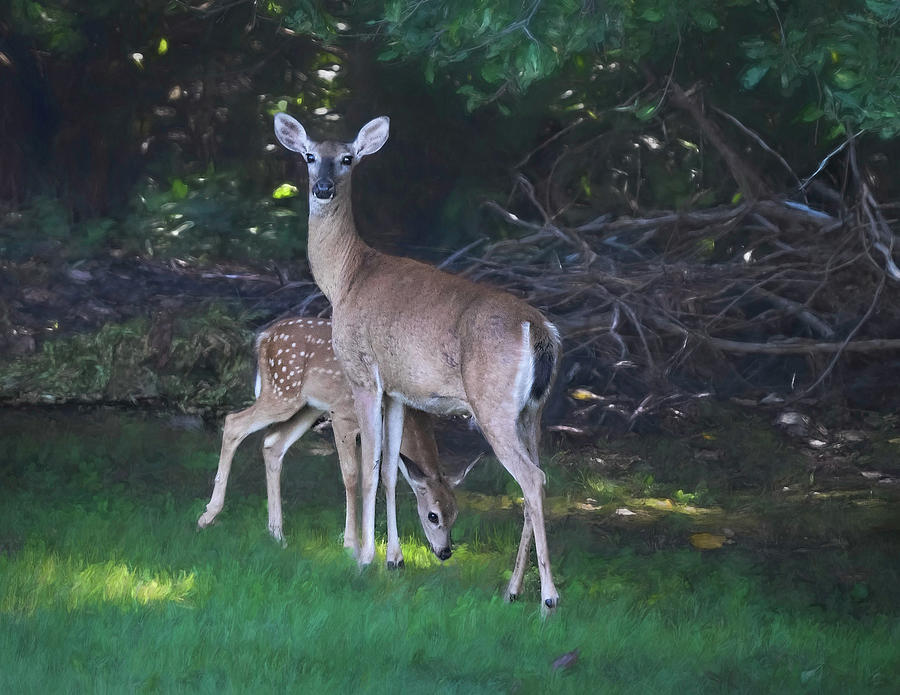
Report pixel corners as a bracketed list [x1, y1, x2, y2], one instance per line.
[341, 155, 353, 166]
[305, 153, 315, 164]
[428, 512, 439, 525]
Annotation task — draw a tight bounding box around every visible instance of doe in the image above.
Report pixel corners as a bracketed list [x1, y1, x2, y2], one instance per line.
[274, 113, 561, 612]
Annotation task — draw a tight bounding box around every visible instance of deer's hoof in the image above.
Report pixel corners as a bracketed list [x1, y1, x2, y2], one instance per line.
[197, 512, 214, 529]
[541, 596, 560, 617]
[386, 559, 405, 570]
[506, 593, 519, 603]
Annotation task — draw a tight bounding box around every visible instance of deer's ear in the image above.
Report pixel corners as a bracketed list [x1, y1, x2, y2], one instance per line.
[274, 113, 310, 153]
[399, 452, 427, 483]
[446, 454, 483, 489]
[353, 116, 390, 158]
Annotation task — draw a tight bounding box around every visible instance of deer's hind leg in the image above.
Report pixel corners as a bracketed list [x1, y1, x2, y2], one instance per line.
[262, 405, 325, 545]
[476, 409, 558, 613]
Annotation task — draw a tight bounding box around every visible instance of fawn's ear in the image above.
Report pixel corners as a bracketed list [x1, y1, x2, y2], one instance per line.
[446, 454, 483, 489]
[399, 452, 427, 483]
[274, 113, 311, 154]
[353, 116, 390, 158]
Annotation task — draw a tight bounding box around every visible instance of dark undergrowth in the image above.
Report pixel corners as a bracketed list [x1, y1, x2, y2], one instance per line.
[1, 408, 898, 693]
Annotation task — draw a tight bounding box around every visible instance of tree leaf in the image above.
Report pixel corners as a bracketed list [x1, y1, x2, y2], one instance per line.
[691, 10, 719, 31]
[271, 183, 298, 200]
[797, 103, 825, 122]
[170, 179, 188, 200]
[832, 69, 862, 88]
[741, 64, 769, 89]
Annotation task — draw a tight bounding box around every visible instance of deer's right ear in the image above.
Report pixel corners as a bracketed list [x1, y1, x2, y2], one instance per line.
[274, 113, 310, 154]
[353, 116, 390, 158]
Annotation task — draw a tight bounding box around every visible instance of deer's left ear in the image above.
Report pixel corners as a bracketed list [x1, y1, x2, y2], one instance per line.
[446, 454, 483, 489]
[354, 116, 390, 158]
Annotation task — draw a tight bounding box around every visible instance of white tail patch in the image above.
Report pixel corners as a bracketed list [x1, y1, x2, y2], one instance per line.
[544, 319, 561, 345]
[512, 321, 534, 409]
[254, 371, 262, 399]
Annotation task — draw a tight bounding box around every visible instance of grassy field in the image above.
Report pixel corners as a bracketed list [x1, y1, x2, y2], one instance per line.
[1, 408, 898, 693]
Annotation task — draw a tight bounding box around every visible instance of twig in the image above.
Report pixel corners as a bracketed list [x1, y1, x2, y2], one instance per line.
[798, 272, 886, 395]
[799, 131, 864, 190]
[515, 118, 586, 169]
[712, 106, 803, 193]
[437, 237, 488, 269]
[708, 335, 897, 355]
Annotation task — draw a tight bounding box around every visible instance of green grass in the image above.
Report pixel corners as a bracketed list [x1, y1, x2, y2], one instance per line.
[1, 409, 899, 693]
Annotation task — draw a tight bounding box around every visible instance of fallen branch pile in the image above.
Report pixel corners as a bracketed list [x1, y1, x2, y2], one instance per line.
[442, 121, 900, 430]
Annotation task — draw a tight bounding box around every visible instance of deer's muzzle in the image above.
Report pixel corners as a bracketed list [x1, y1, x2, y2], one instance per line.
[313, 179, 335, 199]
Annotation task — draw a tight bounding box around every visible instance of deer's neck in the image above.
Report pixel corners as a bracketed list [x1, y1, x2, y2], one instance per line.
[306, 193, 369, 304]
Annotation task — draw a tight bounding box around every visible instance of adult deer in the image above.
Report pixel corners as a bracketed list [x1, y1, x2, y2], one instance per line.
[197, 317, 466, 561]
[274, 113, 561, 611]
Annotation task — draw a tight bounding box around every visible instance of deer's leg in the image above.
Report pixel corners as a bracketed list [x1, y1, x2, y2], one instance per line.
[330, 411, 361, 554]
[262, 406, 323, 545]
[478, 414, 559, 613]
[382, 398, 406, 569]
[507, 505, 534, 601]
[352, 386, 383, 566]
[198, 404, 289, 529]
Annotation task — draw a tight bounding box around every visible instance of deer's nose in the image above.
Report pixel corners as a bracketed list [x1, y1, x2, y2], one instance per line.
[437, 546, 452, 561]
[313, 179, 335, 199]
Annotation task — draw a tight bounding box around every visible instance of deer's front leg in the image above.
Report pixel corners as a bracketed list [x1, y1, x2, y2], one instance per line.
[382, 398, 406, 569]
[352, 386, 383, 567]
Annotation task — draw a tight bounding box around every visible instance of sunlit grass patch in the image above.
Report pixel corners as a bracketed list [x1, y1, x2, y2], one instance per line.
[1, 549, 198, 615]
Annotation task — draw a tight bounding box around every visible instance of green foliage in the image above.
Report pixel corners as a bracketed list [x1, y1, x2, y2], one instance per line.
[8, 0, 91, 55]
[378, 0, 616, 111]
[739, 2, 900, 137]
[129, 170, 307, 262]
[373, 0, 898, 139]
[0, 307, 255, 412]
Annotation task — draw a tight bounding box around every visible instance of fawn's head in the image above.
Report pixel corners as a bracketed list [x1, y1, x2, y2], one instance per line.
[399, 452, 460, 561]
[273, 113, 389, 213]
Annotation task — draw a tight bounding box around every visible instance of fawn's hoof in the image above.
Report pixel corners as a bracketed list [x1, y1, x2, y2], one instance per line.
[386, 559, 405, 570]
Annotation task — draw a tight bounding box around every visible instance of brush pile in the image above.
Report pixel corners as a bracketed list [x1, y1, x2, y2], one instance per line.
[443, 131, 900, 432]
